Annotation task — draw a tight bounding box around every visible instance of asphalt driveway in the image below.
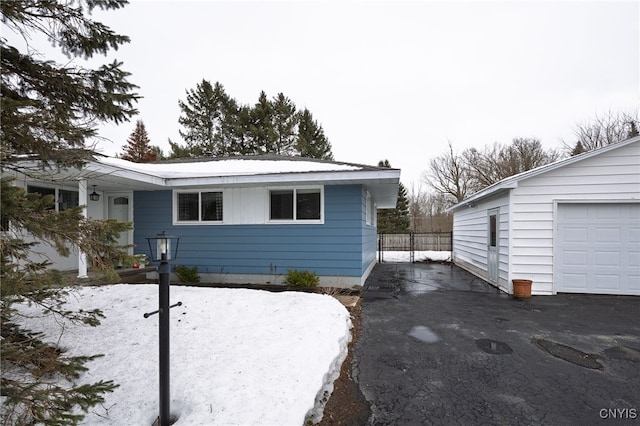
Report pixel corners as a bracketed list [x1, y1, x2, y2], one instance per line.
[353, 262, 640, 425]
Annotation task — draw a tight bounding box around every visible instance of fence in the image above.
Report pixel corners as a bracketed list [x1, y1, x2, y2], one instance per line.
[377, 232, 452, 263]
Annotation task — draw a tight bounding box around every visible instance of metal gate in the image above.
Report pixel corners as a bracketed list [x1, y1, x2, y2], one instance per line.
[377, 232, 452, 263]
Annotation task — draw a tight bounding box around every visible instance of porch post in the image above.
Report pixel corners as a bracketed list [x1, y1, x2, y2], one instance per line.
[77, 179, 89, 278]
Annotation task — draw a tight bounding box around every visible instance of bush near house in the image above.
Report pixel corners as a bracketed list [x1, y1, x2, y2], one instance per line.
[285, 270, 319, 287]
[174, 265, 201, 283]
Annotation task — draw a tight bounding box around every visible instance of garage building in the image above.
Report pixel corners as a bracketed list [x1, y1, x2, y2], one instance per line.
[448, 136, 639, 296]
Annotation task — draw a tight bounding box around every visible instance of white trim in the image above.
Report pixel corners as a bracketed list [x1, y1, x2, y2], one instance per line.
[77, 179, 88, 278]
[91, 157, 400, 189]
[552, 199, 640, 295]
[487, 208, 499, 285]
[365, 191, 372, 226]
[105, 191, 134, 255]
[266, 185, 324, 225]
[13, 158, 400, 209]
[172, 189, 226, 225]
[553, 199, 640, 205]
[507, 190, 514, 293]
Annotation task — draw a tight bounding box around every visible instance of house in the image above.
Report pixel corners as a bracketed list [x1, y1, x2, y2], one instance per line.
[8, 155, 400, 288]
[447, 136, 640, 296]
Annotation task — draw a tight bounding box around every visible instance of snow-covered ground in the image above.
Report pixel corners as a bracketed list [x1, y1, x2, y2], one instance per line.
[378, 250, 451, 263]
[10, 286, 352, 425]
[7, 251, 450, 425]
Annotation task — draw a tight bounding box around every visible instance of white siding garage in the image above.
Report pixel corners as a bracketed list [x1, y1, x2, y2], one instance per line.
[448, 136, 640, 296]
[556, 203, 640, 295]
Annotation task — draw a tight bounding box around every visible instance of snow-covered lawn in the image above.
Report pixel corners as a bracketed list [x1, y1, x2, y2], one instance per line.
[378, 250, 451, 263]
[11, 285, 352, 425]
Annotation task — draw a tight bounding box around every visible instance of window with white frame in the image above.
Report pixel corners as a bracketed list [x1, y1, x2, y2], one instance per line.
[373, 202, 377, 228]
[176, 191, 223, 223]
[269, 187, 322, 222]
[27, 185, 79, 212]
[366, 191, 372, 226]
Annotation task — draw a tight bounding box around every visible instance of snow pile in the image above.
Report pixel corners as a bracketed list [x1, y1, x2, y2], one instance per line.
[12, 285, 352, 425]
[379, 250, 452, 263]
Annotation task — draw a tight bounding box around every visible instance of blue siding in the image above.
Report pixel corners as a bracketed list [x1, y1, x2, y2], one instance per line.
[133, 185, 369, 279]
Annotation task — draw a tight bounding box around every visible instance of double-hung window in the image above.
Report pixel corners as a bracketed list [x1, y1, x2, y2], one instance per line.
[175, 191, 223, 223]
[269, 187, 322, 222]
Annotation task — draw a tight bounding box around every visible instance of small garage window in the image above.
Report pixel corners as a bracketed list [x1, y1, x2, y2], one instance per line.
[489, 214, 497, 247]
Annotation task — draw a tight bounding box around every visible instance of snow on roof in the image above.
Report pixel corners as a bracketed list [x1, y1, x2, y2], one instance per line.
[98, 156, 363, 178]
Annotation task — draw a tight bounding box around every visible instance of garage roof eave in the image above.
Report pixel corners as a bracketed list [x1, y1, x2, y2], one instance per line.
[446, 135, 640, 212]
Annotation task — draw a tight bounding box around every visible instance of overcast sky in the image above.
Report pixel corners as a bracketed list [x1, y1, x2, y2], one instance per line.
[10, 0, 640, 186]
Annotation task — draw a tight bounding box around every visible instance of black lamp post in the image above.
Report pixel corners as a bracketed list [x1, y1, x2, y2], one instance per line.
[145, 231, 180, 426]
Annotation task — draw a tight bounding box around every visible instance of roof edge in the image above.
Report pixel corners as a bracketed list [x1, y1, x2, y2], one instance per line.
[447, 135, 640, 212]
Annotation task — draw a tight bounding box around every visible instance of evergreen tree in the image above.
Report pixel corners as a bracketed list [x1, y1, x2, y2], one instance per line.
[167, 137, 192, 159]
[216, 93, 245, 155]
[296, 108, 334, 159]
[175, 80, 244, 157]
[120, 120, 158, 162]
[173, 84, 335, 158]
[176, 79, 218, 157]
[233, 105, 254, 155]
[150, 145, 164, 160]
[570, 140, 586, 156]
[1, 1, 138, 423]
[271, 93, 298, 155]
[245, 91, 277, 154]
[376, 160, 410, 233]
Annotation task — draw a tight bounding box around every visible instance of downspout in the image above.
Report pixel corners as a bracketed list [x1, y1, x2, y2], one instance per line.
[77, 179, 89, 278]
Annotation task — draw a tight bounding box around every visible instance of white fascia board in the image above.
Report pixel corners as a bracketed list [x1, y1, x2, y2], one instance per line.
[164, 169, 401, 188]
[447, 181, 517, 213]
[84, 159, 401, 194]
[84, 161, 166, 187]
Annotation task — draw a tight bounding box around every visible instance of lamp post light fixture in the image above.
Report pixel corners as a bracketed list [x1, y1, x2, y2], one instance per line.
[144, 231, 180, 426]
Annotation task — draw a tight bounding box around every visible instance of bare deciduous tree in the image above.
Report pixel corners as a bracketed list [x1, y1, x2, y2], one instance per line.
[407, 182, 453, 232]
[462, 144, 502, 190]
[426, 138, 562, 207]
[426, 141, 472, 203]
[465, 138, 561, 188]
[565, 110, 639, 154]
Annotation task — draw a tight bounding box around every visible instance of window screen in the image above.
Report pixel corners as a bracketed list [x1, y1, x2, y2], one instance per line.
[201, 192, 223, 221]
[58, 189, 79, 211]
[178, 193, 199, 221]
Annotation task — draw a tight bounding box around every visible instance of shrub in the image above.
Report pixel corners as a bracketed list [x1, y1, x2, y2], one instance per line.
[174, 265, 200, 283]
[285, 269, 319, 287]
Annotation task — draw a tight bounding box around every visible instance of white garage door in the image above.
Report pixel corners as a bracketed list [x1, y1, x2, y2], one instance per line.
[556, 203, 640, 295]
